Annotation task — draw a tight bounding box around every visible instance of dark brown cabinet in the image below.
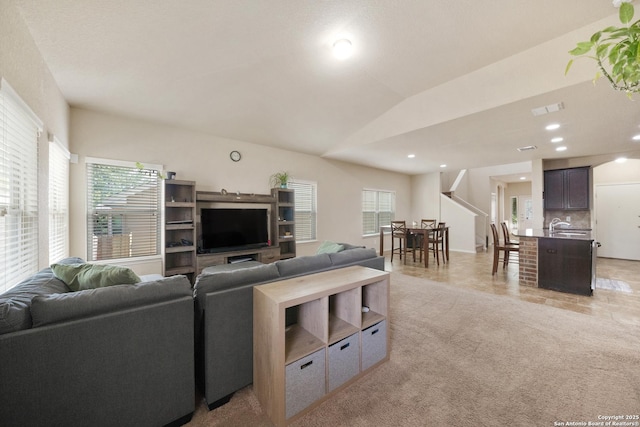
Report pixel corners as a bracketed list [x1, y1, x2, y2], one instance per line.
[544, 167, 590, 210]
[538, 238, 594, 296]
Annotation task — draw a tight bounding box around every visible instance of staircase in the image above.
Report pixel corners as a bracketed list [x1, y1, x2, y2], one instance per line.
[440, 171, 488, 253]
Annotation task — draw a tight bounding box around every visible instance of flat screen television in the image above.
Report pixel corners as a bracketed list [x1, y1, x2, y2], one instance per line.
[201, 208, 269, 252]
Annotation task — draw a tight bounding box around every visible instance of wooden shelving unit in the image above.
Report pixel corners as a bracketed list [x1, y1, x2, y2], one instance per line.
[254, 266, 390, 426]
[164, 180, 197, 282]
[271, 188, 296, 259]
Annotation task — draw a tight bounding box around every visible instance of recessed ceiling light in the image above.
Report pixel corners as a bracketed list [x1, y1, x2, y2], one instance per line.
[333, 39, 353, 60]
[546, 123, 560, 131]
[633, 134, 640, 141]
[440, 164, 447, 168]
[520, 176, 526, 180]
[615, 157, 628, 163]
[407, 154, 415, 158]
[551, 137, 564, 143]
[556, 146, 567, 152]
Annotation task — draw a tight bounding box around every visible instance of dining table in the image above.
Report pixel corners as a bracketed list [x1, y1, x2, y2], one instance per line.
[379, 225, 449, 268]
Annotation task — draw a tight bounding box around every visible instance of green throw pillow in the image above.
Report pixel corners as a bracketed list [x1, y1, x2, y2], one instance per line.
[51, 263, 141, 292]
[316, 241, 344, 254]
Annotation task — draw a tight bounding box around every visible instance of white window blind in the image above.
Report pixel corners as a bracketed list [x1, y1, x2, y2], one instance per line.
[86, 159, 161, 261]
[49, 136, 70, 264]
[0, 79, 42, 293]
[289, 180, 317, 242]
[362, 189, 395, 235]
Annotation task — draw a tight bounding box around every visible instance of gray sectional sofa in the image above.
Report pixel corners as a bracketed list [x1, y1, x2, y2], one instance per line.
[192, 244, 385, 410]
[0, 258, 195, 427]
[0, 244, 384, 424]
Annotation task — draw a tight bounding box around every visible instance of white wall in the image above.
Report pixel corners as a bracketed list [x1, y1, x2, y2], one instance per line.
[1, 2, 70, 268]
[593, 159, 640, 184]
[69, 108, 411, 274]
[409, 172, 441, 223]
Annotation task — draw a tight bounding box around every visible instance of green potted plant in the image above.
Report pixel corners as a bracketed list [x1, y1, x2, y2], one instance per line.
[269, 171, 291, 188]
[566, 0, 640, 96]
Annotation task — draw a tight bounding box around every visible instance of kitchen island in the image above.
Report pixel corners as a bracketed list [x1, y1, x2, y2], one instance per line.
[514, 228, 597, 296]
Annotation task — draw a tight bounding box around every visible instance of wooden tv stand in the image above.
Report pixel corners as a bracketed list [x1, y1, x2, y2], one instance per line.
[196, 246, 280, 274]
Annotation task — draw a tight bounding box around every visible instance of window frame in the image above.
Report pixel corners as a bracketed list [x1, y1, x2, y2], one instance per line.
[85, 157, 163, 263]
[288, 179, 317, 243]
[362, 188, 396, 237]
[48, 135, 70, 264]
[0, 79, 43, 293]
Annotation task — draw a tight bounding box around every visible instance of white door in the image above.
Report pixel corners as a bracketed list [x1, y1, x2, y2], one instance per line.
[518, 195, 533, 231]
[595, 183, 640, 260]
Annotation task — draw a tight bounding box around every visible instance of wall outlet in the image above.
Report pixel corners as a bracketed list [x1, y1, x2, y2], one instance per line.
[566, 216, 571, 221]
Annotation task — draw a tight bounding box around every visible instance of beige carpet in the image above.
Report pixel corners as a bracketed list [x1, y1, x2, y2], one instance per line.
[186, 272, 640, 427]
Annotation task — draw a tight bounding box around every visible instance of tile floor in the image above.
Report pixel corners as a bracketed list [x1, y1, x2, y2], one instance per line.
[385, 249, 640, 326]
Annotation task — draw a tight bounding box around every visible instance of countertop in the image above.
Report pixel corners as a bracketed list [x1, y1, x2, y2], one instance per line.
[514, 228, 594, 241]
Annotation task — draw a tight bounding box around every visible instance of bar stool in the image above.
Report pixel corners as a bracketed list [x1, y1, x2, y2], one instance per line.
[490, 223, 519, 275]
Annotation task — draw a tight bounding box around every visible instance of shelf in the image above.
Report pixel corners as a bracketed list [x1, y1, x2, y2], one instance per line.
[328, 315, 359, 345]
[166, 245, 196, 254]
[196, 191, 275, 204]
[165, 202, 195, 208]
[285, 324, 325, 365]
[164, 266, 195, 276]
[362, 311, 385, 329]
[164, 180, 196, 282]
[254, 266, 390, 427]
[166, 224, 194, 230]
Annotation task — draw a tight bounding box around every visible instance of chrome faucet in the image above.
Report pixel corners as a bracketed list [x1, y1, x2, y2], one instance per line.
[549, 217, 571, 233]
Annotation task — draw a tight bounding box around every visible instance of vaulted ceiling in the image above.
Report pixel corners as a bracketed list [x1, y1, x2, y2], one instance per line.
[13, 0, 640, 176]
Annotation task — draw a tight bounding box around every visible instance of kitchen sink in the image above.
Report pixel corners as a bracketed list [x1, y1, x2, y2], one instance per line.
[552, 231, 588, 237]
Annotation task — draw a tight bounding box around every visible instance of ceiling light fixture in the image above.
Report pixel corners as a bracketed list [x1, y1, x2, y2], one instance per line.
[556, 146, 567, 152]
[520, 177, 526, 180]
[333, 39, 353, 60]
[546, 123, 560, 131]
[551, 137, 564, 143]
[407, 154, 415, 158]
[632, 134, 640, 141]
[615, 157, 628, 163]
[440, 164, 447, 168]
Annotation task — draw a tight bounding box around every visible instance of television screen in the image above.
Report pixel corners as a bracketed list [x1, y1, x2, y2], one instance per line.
[201, 208, 269, 252]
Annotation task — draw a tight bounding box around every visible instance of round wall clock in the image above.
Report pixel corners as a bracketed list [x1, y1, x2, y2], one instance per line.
[230, 150, 242, 162]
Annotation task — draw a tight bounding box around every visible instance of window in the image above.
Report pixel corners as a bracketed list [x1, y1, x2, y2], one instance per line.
[362, 189, 395, 236]
[288, 180, 316, 242]
[49, 136, 70, 264]
[0, 79, 42, 293]
[86, 158, 161, 261]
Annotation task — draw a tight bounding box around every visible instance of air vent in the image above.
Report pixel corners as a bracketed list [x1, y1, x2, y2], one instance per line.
[531, 102, 564, 116]
[517, 145, 537, 152]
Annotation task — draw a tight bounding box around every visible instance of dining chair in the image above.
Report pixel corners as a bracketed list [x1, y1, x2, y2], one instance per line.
[413, 219, 437, 261]
[500, 222, 519, 246]
[428, 222, 447, 265]
[490, 223, 519, 275]
[391, 221, 408, 263]
[421, 219, 437, 229]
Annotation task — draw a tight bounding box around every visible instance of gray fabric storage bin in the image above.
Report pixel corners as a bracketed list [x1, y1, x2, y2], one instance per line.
[328, 333, 360, 392]
[361, 320, 387, 371]
[285, 348, 326, 420]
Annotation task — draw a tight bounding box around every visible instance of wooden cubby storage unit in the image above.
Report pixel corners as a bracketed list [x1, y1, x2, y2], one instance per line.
[164, 180, 197, 282]
[271, 188, 296, 259]
[254, 266, 390, 426]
